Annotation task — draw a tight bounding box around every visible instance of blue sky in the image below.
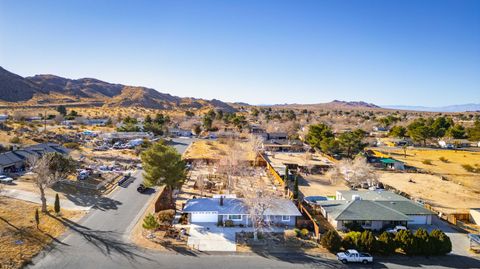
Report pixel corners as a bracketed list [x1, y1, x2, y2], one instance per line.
[1, 0, 479, 106]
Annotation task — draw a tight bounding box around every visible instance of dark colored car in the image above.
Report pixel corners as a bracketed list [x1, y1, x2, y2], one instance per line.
[137, 184, 147, 193]
[117, 174, 131, 186]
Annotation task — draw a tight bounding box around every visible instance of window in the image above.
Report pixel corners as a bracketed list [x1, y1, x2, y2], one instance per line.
[282, 215, 290, 222]
[228, 215, 242, 221]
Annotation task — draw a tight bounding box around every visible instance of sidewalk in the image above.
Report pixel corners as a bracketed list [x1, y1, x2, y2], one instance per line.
[2, 189, 92, 211]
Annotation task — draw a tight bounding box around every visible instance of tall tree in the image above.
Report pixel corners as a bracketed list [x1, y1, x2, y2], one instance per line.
[305, 123, 334, 150]
[28, 152, 76, 212]
[338, 129, 367, 159]
[141, 142, 186, 206]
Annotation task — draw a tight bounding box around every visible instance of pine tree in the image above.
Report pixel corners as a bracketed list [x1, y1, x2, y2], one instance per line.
[142, 213, 160, 231]
[54, 193, 61, 215]
[293, 175, 299, 200]
[321, 230, 342, 252]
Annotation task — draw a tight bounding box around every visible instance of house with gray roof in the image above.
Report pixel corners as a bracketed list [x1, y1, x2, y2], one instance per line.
[0, 143, 69, 174]
[182, 197, 301, 227]
[316, 190, 434, 231]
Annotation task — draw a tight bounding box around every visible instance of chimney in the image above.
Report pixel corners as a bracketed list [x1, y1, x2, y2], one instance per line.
[219, 196, 224, 206]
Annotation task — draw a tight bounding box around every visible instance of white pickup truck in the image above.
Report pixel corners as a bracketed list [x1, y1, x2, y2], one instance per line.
[337, 249, 373, 264]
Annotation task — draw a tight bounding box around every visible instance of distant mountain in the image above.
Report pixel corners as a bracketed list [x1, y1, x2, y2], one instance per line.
[268, 100, 381, 110]
[383, 104, 480, 112]
[0, 66, 236, 111]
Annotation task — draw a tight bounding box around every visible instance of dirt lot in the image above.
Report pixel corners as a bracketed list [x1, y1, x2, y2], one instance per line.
[378, 172, 480, 214]
[299, 174, 349, 197]
[0, 197, 83, 269]
[374, 147, 480, 190]
[183, 140, 256, 161]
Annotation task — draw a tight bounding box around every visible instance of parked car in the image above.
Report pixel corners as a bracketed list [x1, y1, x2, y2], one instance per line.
[117, 174, 131, 186]
[0, 175, 13, 184]
[137, 184, 147, 193]
[386, 225, 407, 233]
[337, 249, 373, 264]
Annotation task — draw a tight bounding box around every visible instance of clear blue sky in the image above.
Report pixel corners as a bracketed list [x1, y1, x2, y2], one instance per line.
[1, 0, 479, 106]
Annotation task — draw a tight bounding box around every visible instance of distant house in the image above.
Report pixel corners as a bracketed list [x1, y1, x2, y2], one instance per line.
[169, 128, 193, 137]
[85, 118, 109, 126]
[267, 132, 288, 140]
[182, 197, 301, 227]
[0, 114, 8, 122]
[316, 190, 434, 231]
[100, 132, 153, 141]
[0, 143, 69, 174]
[262, 139, 304, 152]
[438, 139, 476, 149]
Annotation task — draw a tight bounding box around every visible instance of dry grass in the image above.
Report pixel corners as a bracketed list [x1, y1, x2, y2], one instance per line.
[378, 172, 480, 214]
[0, 197, 83, 269]
[373, 147, 480, 191]
[183, 140, 255, 161]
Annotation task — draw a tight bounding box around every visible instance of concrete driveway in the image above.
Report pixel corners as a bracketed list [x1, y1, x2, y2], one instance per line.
[187, 224, 237, 251]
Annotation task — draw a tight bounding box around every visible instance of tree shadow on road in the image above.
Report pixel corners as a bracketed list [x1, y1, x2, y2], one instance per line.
[374, 254, 480, 269]
[49, 215, 158, 264]
[63, 193, 122, 211]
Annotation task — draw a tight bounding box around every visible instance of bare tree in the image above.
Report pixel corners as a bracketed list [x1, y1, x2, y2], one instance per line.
[27, 152, 76, 212]
[247, 134, 264, 166]
[326, 156, 378, 186]
[216, 139, 248, 192]
[237, 174, 276, 241]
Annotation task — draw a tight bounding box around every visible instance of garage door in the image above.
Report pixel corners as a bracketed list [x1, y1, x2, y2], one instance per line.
[408, 215, 428, 225]
[191, 212, 218, 223]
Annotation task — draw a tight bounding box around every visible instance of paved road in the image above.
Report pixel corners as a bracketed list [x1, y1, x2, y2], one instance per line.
[28, 137, 480, 269]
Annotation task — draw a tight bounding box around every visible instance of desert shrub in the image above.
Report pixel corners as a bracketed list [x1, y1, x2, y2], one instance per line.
[142, 213, 160, 230]
[293, 228, 301, 237]
[438, 157, 449, 163]
[461, 164, 480, 173]
[430, 229, 452, 255]
[300, 228, 309, 238]
[284, 229, 297, 240]
[377, 232, 397, 255]
[422, 159, 433, 165]
[157, 209, 175, 224]
[9, 137, 20, 143]
[224, 220, 234, 227]
[63, 142, 80, 149]
[321, 230, 342, 252]
[342, 231, 361, 250]
[394, 230, 415, 255]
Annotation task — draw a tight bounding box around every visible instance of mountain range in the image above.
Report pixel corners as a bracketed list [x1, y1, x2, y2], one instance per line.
[0, 66, 236, 111]
[382, 104, 480, 113]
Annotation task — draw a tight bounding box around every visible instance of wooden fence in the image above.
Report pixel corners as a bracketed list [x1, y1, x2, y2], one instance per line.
[298, 202, 320, 239]
[259, 154, 285, 186]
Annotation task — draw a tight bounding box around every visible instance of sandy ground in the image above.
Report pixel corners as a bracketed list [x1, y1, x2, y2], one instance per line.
[299, 174, 349, 197]
[265, 152, 334, 167]
[183, 140, 256, 161]
[378, 172, 480, 213]
[373, 147, 480, 190]
[0, 197, 84, 269]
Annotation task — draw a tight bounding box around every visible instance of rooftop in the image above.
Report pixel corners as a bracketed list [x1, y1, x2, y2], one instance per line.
[337, 190, 409, 202]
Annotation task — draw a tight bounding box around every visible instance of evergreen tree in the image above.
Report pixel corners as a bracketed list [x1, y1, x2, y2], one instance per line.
[359, 230, 377, 253]
[321, 230, 342, 252]
[142, 213, 160, 230]
[377, 231, 397, 255]
[293, 175, 299, 200]
[54, 193, 61, 215]
[35, 208, 40, 229]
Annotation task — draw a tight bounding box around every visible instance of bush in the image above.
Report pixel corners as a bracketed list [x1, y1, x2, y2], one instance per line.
[300, 228, 309, 238]
[224, 220, 234, 227]
[142, 213, 159, 230]
[430, 229, 452, 255]
[394, 230, 415, 255]
[377, 232, 397, 255]
[422, 159, 433, 165]
[359, 230, 377, 253]
[9, 137, 20, 144]
[63, 142, 80, 149]
[157, 209, 175, 224]
[321, 230, 342, 252]
[438, 157, 449, 163]
[414, 228, 431, 255]
[342, 231, 361, 250]
[462, 164, 480, 173]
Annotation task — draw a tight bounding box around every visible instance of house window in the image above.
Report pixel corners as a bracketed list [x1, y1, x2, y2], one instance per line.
[228, 215, 242, 221]
[282, 215, 290, 222]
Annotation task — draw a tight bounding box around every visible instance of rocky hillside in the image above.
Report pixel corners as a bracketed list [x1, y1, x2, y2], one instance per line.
[0, 66, 235, 111]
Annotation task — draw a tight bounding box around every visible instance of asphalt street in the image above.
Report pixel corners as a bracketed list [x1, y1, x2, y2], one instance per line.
[28, 138, 480, 269]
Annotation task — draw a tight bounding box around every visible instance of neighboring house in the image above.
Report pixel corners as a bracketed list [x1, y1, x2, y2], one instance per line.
[266, 132, 288, 140]
[169, 128, 193, 137]
[438, 139, 476, 149]
[470, 208, 480, 225]
[100, 132, 153, 141]
[182, 197, 301, 227]
[262, 139, 304, 152]
[316, 190, 434, 231]
[376, 138, 412, 147]
[85, 118, 109, 126]
[0, 143, 69, 174]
